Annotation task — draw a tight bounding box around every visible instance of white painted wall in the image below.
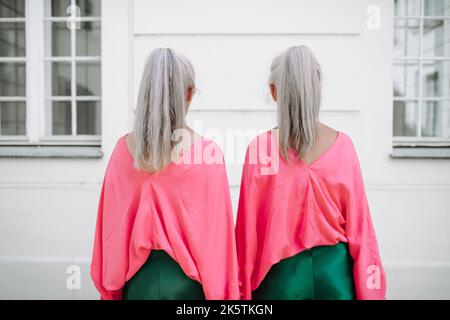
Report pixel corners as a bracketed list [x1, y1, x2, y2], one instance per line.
[0, 0, 449, 299]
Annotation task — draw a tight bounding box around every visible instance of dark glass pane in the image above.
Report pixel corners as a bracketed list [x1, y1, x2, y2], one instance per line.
[0, 22, 26, 57]
[423, 19, 450, 57]
[0, 101, 26, 135]
[76, 0, 101, 16]
[394, 0, 421, 16]
[394, 61, 420, 97]
[76, 62, 100, 95]
[45, 21, 71, 57]
[0, 0, 25, 17]
[422, 61, 450, 97]
[51, 101, 71, 135]
[422, 101, 450, 137]
[77, 100, 100, 134]
[394, 19, 420, 57]
[0, 62, 26, 96]
[424, 0, 450, 16]
[393, 101, 418, 136]
[49, 62, 71, 96]
[76, 21, 101, 56]
[50, 0, 71, 17]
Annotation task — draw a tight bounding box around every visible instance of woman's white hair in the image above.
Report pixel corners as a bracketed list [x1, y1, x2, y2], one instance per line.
[269, 45, 322, 160]
[133, 48, 195, 173]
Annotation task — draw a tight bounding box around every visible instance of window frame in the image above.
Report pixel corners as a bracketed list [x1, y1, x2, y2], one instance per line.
[0, 0, 27, 141]
[393, 0, 450, 147]
[0, 0, 101, 147]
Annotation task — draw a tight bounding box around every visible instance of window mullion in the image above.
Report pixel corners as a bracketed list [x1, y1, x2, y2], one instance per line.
[417, 0, 424, 139]
[25, 0, 45, 143]
[71, 0, 77, 136]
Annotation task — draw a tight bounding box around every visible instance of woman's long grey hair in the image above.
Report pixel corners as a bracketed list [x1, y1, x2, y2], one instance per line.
[269, 45, 322, 160]
[133, 48, 195, 173]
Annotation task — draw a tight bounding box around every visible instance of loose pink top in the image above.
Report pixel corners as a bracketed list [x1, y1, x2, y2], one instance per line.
[236, 131, 386, 300]
[91, 134, 240, 300]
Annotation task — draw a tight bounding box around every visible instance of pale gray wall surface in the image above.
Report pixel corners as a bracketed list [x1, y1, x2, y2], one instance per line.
[0, 0, 449, 299]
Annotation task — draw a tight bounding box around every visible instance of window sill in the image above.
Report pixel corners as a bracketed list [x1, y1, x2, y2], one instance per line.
[0, 145, 103, 159]
[390, 146, 450, 159]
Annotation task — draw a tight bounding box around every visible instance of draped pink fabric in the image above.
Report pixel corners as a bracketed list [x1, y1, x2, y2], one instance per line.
[91, 134, 240, 300]
[236, 130, 386, 300]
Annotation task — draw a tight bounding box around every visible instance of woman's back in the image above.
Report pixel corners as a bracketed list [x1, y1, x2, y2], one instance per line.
[236, 128, 386, 299]
[271, 123, 338, 165]
[91, 133, 239, 299]
[91, 48, 240, 300]
[236, 45, 386, 300]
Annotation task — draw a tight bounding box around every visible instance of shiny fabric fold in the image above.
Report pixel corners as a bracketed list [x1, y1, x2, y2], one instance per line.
[91, 134, 240, 300]
[253, 242, 355, 300]
[236, 131, 386, 300]
[123, 250, 205, 300]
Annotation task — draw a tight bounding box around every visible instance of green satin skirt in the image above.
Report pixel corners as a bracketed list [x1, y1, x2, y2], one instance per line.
[253, 242, 356, 300]
[122, 250, 205, 300]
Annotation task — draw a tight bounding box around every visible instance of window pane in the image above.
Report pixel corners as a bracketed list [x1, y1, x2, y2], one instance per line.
[422, 100, 450, 137]
[0, 0, 25, 17]
[76, 0, 101, 16]
[395, 0, 421, 16]
[51, 101, 71, 135]
[76, 62, 100, 95]
[50, 0, 71, 17]
[423, 19, 450, 57]
[394, 19, 420, 57]
[394, 61, 420, 97]
[45, 22, 71, 57]
[77, 101, 100, 134]
[76, 21, 101, 56]
[41, 0, 101, 139]
[0, 62, 26, 96]
[0, 101, 26, 135]
[48, 62, 71, 96]
[0, 22, 26, 57]
[424, 0, 450, 16]
[393, 101, 418, 136]
[422, 60, 450, 97]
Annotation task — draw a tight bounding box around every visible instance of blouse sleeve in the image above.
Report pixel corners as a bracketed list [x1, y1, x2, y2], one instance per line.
[344, 141, 387, 300]
[235, 147, 258, 300]
[91, 181, 122, 299]
[90, 147, 130, 300]
[195, 159, 241, 300]
[91, 139, 240, 300]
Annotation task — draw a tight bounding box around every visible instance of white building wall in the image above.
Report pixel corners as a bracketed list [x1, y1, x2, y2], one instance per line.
[0, 0, 449, 299]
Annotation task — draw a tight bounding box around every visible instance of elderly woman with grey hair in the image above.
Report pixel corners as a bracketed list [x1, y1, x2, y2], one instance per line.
[236, 45, 386, 300]
[91, 48, 239, 300]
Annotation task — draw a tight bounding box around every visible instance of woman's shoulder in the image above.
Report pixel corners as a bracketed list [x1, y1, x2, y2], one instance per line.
[335, 130, 356, 152]
[333, 131, 362, 169]
[246, 129, 274, 151]
[194, 133, 222, 151]
[111, 132, 133, 163]
[184, 133, 226, 166]
[103, 133, 134, 172]
[173, 129, 224, 157]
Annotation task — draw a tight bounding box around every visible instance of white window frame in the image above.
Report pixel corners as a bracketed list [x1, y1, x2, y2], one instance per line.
[0, 0, 101, 146]
[393, 0, 450, 147]
[0, 1, 27, 142]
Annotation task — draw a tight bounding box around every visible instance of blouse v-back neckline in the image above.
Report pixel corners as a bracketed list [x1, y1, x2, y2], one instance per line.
[268, 129, 341, 167]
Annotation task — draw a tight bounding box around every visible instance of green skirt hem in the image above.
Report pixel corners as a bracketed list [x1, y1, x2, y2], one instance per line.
[123, 250, 205, 300]
[253, 242, 356, 300]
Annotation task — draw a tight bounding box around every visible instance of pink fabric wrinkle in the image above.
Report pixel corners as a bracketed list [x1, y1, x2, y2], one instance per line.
[236, 130, 386, 300]
[91, 134, 240, 300]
